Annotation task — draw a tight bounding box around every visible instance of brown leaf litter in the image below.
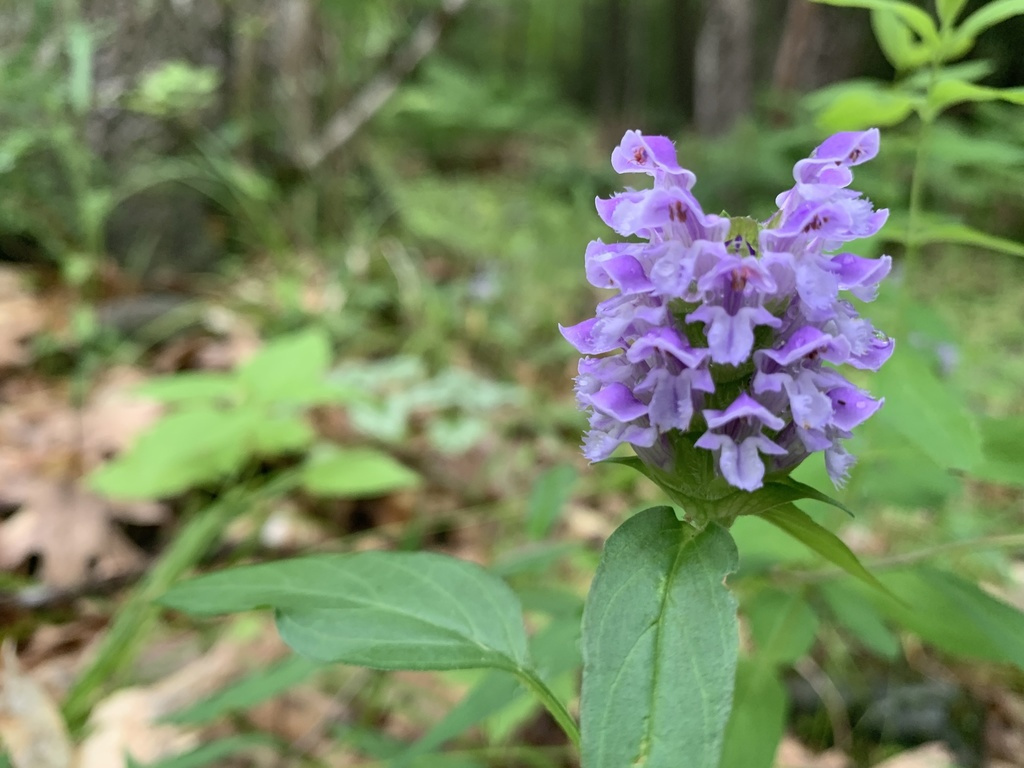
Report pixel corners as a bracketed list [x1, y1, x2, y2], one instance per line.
[0, 368, 165, 588]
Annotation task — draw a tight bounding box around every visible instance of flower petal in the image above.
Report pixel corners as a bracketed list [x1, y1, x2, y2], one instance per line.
[627, 326, 709, 367]
[688, 305, 781, 366]
[828, 387, 883, 430]
[588, 382, 648, 421]
[704, 392, 786, 431]
[829, 252, 892, 301]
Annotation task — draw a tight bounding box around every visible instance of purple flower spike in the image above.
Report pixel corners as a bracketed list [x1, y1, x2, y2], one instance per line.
[561, 128, 893, 491]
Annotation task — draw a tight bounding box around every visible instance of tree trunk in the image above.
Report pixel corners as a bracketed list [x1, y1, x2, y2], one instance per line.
[693, 0, 754, 136]
[771, 0, 875, 93]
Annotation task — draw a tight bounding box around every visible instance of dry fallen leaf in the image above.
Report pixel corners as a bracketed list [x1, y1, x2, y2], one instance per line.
[870, 743, 955, 768]
[77, 626, 288, 767]
[0, 370, 166, 587]
[0, 267, 46, 369]
[0, 480, 163, 588]
[775, 736, 850, 768]
[0, 640, 74, 768]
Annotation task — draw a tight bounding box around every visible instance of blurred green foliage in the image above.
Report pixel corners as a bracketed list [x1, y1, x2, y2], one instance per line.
[3, 0, 1024, 766]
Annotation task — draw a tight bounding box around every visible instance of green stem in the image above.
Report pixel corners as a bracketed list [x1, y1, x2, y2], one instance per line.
[62, 471, 299, 731]
[778, 532, 1024, 584]
[904, 114, 933, 281]
[514, 667, 581, 750]
[902, 57, 940, 324]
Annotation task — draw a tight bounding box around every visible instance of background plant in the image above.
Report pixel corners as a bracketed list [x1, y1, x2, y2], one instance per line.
[2, 1, 1024, 767]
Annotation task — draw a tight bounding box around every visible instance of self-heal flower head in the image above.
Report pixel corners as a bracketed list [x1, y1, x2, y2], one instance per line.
[561, 129, 893, 493]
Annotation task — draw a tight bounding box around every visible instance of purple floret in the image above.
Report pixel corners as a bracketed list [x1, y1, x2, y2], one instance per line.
[561, 129, 893, 490]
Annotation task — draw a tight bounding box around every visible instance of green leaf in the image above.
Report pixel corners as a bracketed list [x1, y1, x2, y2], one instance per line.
[66, 21, 93, 114]
[760, 504, 890, 597]
[973, 416, 1024, 486]
[401, 670, 520, 763]
[935, 0, 968, 26]
[874, 346, 983, 471]
[851, 567, 1024, 669]
[955, 0, 1024, 41]
[581, 507, 739, 768]
[238, 327, 331, 404]
[927, 80, 1024, 115]
[167, 654, 324, 725]
[903, 59, 995, 89]
[491, 541, 583, 578]
[745, 589, 819, 666]
[608, 450, 852, 526]
[526, 465, 577, 540]
[812, 84, 917, 131]
[811, 0, 939, 42]
[731, 516, 817, 574]
[818, 580, 901, 659]
[161, 552, 532, 672]
[871, 9, 931, 69]
[854, 422, 962, 508]
[136, 372, 239, 403]
[399, 616, 581, 763]
[89, 408, 253, 499]
[131, 734, 278, 768]
[907, 221, 1024, 258]
[723, 478, 855, 521]
[252, 413, 315, 455]
[718, 660, 787, 768]
[300, 445, 420, 498]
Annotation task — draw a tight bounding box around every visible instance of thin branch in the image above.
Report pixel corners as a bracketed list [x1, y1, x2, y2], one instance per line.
[298, 0, 471, 170]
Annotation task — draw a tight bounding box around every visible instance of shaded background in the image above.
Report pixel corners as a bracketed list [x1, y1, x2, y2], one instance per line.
[3, 1, 1024, 766]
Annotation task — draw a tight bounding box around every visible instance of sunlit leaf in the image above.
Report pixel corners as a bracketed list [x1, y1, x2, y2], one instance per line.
[238, 327, 331, 404]
[252, 413, 316, 455]
[811, 0, 939, 42]
[955, 0, 1024, 41]
[136, 372, 238, 403]
[300, 445, 419, 498]
[812, 84, 917, 131]
[935, 0, 968, 26]
[89, 408, 253, 498]
[871, 9, 931, 69]
[66, 21, 93, 114]
[928, 80, 1024, 115]
[581, 507, 738, 768]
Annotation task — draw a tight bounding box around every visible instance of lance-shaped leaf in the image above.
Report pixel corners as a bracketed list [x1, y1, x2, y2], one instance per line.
[581, 507, 739, 768]
[718, 660, 787, 768]
[161, 552, 530, 672]
[760, 504, 890, 597]
[811, 0, 939, 42]
[953, 0, 1024, 44]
